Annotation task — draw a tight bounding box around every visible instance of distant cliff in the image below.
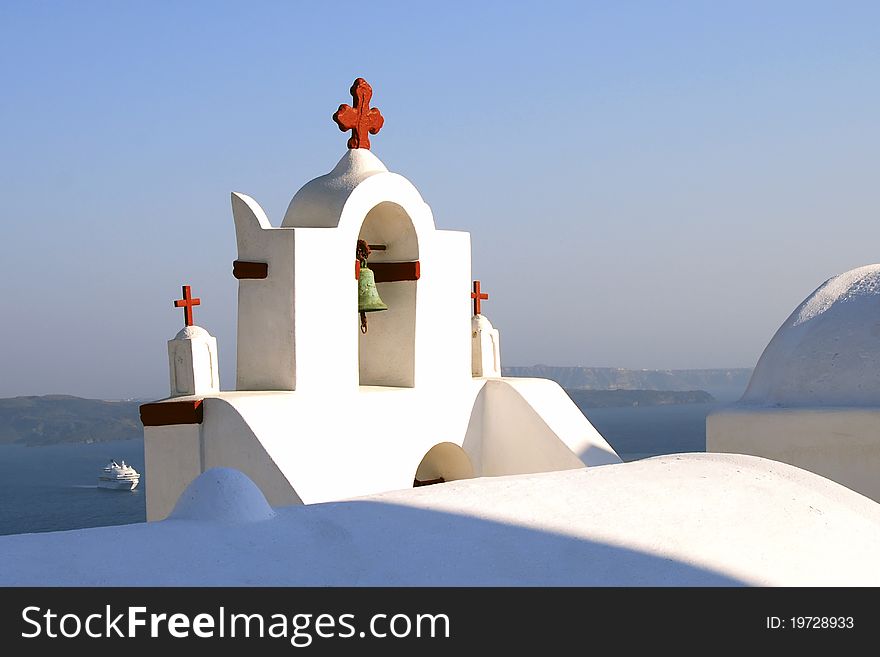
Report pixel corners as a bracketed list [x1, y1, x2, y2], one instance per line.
[0, 371, 744, 446]
[503, 366, 752, 393]
[565, 388, 715, 409]
[0, 396, 142, 446]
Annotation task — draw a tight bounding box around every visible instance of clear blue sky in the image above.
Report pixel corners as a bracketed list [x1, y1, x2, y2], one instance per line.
[1, 1, 878, 399]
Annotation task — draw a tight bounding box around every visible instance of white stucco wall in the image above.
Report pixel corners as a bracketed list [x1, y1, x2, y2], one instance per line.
[143, 378, 620, 520]
[358, 279, 417, 386]
[143, 149, 621, 520]
[167, 326, 219, 397]
[201, 404, 303, 510]
[232, 151, 472, 394]
[472, 314, 501, 377]
[479, 378, 620, 475]
[232, 192, 296, 391]
[143, 424, 201, 521]
[707, 407, 880, 502]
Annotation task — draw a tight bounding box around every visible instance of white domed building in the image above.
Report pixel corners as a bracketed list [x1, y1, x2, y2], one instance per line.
[138, 78, 621, 521]
[5, 80, 880, 588]
[708, 264, 880, 501]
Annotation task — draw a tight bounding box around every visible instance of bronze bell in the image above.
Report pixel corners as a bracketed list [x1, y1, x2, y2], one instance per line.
[357, 241, 387, 333]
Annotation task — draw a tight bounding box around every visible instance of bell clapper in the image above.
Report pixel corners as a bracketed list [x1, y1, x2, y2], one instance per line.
[360, 310, 368, 334]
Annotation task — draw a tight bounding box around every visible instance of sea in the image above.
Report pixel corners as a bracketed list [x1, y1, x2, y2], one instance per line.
[0, 439, 146, 537]
[0, 389, 741, 537]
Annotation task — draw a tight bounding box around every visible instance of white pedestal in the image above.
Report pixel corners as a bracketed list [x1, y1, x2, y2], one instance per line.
[472, 314, 501, 377]
[168, 325, 220, 397]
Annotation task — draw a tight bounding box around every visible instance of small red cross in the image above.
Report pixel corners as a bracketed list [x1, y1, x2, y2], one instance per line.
[471, 280, 489, 316]
[173, 285, 201, 327]
[332, 78, 384, 150]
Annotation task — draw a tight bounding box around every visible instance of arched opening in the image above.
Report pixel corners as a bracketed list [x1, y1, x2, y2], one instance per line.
[413, 442, 474, 487]
[357, 202, 419, 387]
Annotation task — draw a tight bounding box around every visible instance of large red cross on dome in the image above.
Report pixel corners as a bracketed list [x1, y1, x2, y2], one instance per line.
[471, 280, 489, 316]
[332, 78, 384, 150]
[173, 285, 201, 327]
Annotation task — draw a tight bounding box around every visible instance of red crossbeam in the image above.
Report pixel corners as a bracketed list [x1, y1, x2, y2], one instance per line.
[471, 280, 488, 316]
[173, 285, 200, 327]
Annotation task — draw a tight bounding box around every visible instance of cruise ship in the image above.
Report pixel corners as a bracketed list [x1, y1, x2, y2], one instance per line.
[98, 461, 141, 491]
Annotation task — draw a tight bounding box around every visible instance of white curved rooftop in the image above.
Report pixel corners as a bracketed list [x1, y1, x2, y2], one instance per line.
[174, 325, 212, 340]
[743, 264, 880, 406]
[2, 454, 879, 586]
[472, 314, 495, 331]
[169, 468, 275, 524]
[282, 149, 388, 228]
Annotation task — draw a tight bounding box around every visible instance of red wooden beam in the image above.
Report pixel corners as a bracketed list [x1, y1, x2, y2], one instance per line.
[233, 260, 269, 279]
[414, 476, 445, 487]
[371, 261, 420, 283]
[140, 400, 204, 426]
[354, 261, 420, 282]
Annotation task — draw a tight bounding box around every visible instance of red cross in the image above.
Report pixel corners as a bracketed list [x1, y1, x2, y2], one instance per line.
[471, 280, 489, 316]
[332, 78, 385, 150]
[173, 285, 201, 327]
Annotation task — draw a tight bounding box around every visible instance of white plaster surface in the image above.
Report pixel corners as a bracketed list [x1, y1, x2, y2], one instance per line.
[3, 454, 879, 586]
[174, 326, 212, 340]
[282, 149, 389, 228]
[147, 148, 624, 522]
[708, 264, 880, 501]
[170, 468, 276, 524]
[708, 407, 880, 502]
[143, 424, 202, 522]
[231, 151, 473, 393]
[472, 314, 501, 377]
[143, 379, 619, 521]
[743, 264, 880, 406]
[231, 192, 296, 391]
[167, 325, 219, 397]
[479, 378, 621, 473]
[144, 148, 624, 522]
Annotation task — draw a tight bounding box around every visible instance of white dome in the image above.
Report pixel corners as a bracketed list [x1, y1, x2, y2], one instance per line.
[169, 468, 275, 524]
[743, 264, 880, 406]
[281, 149, 388, 228]
[471, 314, 495, 332]
[174, 325, 212, 340]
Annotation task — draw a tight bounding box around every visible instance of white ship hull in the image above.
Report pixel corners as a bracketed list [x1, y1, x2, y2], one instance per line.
[98, 478, 139, 491]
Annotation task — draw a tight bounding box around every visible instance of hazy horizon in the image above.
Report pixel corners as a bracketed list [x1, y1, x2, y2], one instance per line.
[1, 364, 755, 402]
[1, 2, 877, 398]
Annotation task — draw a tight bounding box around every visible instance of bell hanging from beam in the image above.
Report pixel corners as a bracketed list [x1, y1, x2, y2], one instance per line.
[357, 240, 387, 333]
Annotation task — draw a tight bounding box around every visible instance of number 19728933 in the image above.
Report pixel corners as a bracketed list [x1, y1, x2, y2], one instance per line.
[766, 616, 854, 629]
